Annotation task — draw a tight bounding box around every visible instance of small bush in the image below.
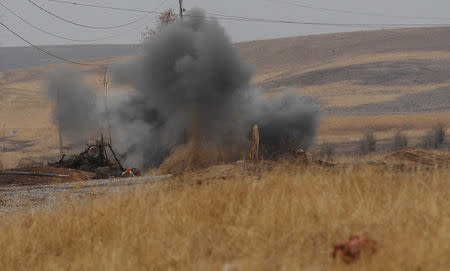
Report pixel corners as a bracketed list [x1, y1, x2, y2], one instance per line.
[360, 130, 376, 154]
[420, 123, 446, 149]
[319, 142, 336, 159]
[392, 130, 408, 151]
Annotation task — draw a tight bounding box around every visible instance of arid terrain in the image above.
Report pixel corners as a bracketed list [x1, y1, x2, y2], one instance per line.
[0, 26, 449, 270]
[1, 27, 450, 168]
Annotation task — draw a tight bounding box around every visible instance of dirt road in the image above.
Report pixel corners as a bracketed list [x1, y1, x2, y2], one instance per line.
[0, 175, 171, 213]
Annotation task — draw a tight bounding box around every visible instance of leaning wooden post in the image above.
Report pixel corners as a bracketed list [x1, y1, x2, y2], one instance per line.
[56, 88, 63, 156]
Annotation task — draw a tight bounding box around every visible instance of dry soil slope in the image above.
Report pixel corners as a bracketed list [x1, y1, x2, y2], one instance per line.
[236, 27, 450, 114]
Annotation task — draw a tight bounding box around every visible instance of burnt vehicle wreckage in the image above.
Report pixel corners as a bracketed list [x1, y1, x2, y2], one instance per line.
[50, 136, 139, 179]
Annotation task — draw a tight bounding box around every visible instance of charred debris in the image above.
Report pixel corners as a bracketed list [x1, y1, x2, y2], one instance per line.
[50, 136, 139, 179]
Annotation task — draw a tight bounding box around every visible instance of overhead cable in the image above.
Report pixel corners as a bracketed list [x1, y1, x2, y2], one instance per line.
[1, 0, 169, 42]
[46, 0, 450, 28]
[0, 21, 105, 67]
[27, 0, 148, 29]
[263, 0, 450, 21]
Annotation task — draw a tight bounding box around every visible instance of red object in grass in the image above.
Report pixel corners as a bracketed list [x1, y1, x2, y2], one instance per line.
[332, 235, 377, 263]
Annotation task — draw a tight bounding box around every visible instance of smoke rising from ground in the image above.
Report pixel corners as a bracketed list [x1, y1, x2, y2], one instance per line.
[45, 68, 99, 147]
[46, 8, 319, 169]
[111, 8, 253, 168]
[249, 92, 319, 157]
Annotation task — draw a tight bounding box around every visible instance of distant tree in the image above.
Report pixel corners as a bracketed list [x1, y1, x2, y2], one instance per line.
[392, 130, 408, 151]
[141, 9, 178, 40]
[420, 122, 446, 149]
[360, 130, 376, 154]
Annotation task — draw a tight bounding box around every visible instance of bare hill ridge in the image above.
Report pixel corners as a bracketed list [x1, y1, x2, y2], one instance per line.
[236, 26, 450, 75]
[235, 27, 450, 115]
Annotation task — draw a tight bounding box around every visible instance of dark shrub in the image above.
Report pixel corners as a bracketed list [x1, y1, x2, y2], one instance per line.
[392, 130, 408, 151]
[360, 130, 376, 154]
[420, 123, 446, 149]
[319, 142, 336, 159]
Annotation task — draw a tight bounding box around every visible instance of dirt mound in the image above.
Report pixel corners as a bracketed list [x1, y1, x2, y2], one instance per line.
[0, 166, 94, 186]
[384, 148, 449, 167]
[158, 140, 241, 175]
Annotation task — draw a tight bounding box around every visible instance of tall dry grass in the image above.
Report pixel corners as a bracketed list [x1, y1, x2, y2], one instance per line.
[0, 165, 448, 270]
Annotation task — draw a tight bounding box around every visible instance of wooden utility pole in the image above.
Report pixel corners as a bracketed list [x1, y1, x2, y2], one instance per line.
[2, 122, 6, 152]
[56, 88, 63, 156]
[178, 0, 184, 20]
[103, 66, 112, 145]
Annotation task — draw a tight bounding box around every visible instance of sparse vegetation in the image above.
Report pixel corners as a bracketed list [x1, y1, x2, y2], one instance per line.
[392, 130, 408, 151]
[0, 165, 448, 270]
[360, 130, 377, 154]
[141, 9, 178, 40]
[420, 122, 446, 149]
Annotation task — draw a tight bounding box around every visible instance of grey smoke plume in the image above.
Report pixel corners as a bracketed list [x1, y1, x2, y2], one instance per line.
[45, 68, 100, 147]
[111, 8, 253, 168]
[249, 92, 319, 158]
[46, 8, 319, 169]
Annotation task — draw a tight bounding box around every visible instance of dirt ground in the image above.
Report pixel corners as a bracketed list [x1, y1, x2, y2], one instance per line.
[0, 167, 94, 186]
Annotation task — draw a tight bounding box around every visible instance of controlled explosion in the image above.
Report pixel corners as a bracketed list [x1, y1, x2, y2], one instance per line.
[46, 8, 319, 170]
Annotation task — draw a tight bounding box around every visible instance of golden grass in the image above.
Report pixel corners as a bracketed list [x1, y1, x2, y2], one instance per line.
[294, 51, 450, 76]
[0, 165, 448, 270]
[298, 81, 450, 97]
[320, 112, 450, 135]
[319, 93, 404, 108]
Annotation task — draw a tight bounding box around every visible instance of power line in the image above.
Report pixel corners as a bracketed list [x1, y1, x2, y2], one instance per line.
[26, 0, 148, 29]
[0, 2, 100, 42]
[264, 0, 450, 21]
[1, 0, 168, 42]
[0, 21, 105, 67]
[47, 0, 164, 15]
[46, 0, 450, 28]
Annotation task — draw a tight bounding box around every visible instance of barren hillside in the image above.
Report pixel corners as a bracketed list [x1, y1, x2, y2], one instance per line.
[236, 27, 450, 114]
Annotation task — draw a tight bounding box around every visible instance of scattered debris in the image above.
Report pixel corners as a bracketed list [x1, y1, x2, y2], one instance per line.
[121, 168, 135, 178]
[0, 197, 9, 206]
[290, 147, 313, 164]
[50, 136, 131, 178]
[332, 235, 378, 264]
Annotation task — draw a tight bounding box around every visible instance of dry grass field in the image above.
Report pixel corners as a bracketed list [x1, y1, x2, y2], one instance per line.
[0, 164, 448, 270]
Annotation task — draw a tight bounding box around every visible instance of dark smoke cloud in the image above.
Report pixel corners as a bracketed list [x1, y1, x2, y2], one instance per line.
[46, 8, 319, 169]
[45, 68, 100, 147]
[248, 92, 319, 157]
[111, 8, 253, 168]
